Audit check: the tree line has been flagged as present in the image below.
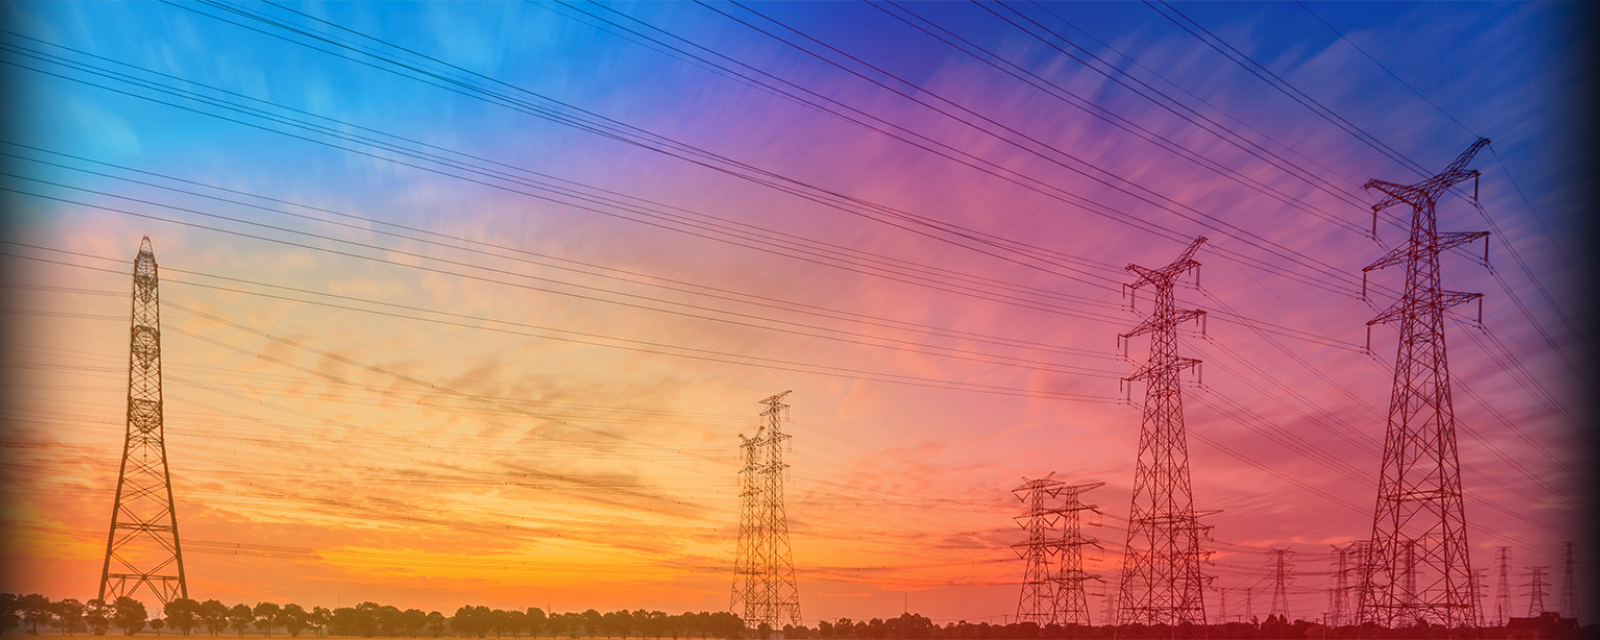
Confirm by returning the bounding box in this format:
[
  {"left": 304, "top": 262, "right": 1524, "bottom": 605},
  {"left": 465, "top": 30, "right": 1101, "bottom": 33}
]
[
  {"left": 0, "top": 594, "right": 747, "bottom": 638},
  {"left": 5, "top": 594, "right": 1587, "bottom": 640}
]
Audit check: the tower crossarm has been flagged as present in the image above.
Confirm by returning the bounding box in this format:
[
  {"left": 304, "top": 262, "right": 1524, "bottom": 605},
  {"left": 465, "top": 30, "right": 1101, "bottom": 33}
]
[
  {"left": 1119, "top": 309, "right": 1205, "bottom": 341},
  {"left": 1368, "top": 291, "right": 1482, "bottom": 326},
  {"left": 1365, "top": 138, "right": 1489, "bottom": 211},
  {"left": 1126, "top": 237, "right": 1208, "bottom": 290},
  {"left": 1125, "top": 356, "right": 1201, "bottom": 383},
  {"left": 1364, "top": 231, "right": 1489, "bottom": 273}
]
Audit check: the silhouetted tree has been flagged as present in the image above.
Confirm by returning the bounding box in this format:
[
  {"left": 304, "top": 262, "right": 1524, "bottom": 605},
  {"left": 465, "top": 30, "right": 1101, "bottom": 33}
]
[
  {"left": 282, "top": 603, "right": 308, "bottom": 637},
  {"left": 21, "top": 594, "right": 53, "bottom": 634},
  {"left": 198, "top": 601, "right": 229, "bottom": 636},
  {"left": 56, "top": 598, "right": 86, "bottom": 635},
  {"left": 228, "top": 604, "right": 254, "bottom": 636},
  {"left": 308, "top": 607, "right": 330, "bottom": 638},
  {"left": 253, "top": 603, "right": 282, "bottom": 637},
  {"left": 426, "top": 612, "right": 446, "bottom": 638},
  {"left": 531, "top": 608, "right": 550, "bottom": 636},
  {"left": 85, "top": 600, "right": 111, "bottom": 636},
  {"left": 112, "top": 597, "right": 146, "bottom": 636},
  {"left": 165, "top": 598, "right": 200, "bottom": 636}
]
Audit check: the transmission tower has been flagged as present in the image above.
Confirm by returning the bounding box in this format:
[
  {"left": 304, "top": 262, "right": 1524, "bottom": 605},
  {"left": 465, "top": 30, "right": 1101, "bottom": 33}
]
[
  {"left": 1269, "top": 549, "right": 1294, "bottom": 621},
  {"left": 1471, "top": 567, "right": 1489, "bottom": 627},
  {"left": 1014, "top": 474, "right": 1066, "bottom": 626},
  {"left": 1357, "top": 138, "right": 1490, "bottom": 629},
  {"left": 1245, "top": 587, "right": 1254, "bottom": 623},
  {"left": 1218, "top": 587, "right": 1229, "bottom": 623},
  {"left": 1101, "top": 582, "right": 1119, "bottom": 627},
  {"left": 98, "top": 237, "right": 187, "bottom": 608},
  {"left": 1114, "top": 236, "right": 1213, "bottom": 627},
  {"left": 1054, "top": 482, "right": 1104, "bottom": 626},
  {"left": 1558, "top": 541, "right": 1577, "bottom": 620},
  {"left": 1494, "top": 547, "right": 1512, "bottom": 626},
  {"left": 1331, "top": 544, "right": 1358, "bottom": 627},
  {"left": 1524, "top": 566, "right": 1549, "bottom": 617},
  {"left": 730, "top": 391, "right": 800, "bottom": 628}
]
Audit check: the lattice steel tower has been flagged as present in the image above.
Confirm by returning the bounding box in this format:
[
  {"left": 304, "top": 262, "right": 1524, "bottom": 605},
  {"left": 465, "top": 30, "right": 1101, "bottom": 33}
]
[
  {"left": 1494, "top": 547, "right": 1512, "bottom": 626},
  {"left": 730, "top": 391, "right": 800, "bottom": 628},
  {"left": 99, "top": 237, "right": 187, "bottom": 607},
  {"left": 1330, "top": 543, "right": 1365, "bottom": 627},
  {"left": 1524, "top": 566, "right": 1549, "bottom": 617},
  {"left": 1054, "top": 482, "right": 1104, "bottom": 627},
  {"left": 1012, "top": 477, "right": 1104, "bottom": 627},
  {"left": 1357, "top": 139, "right": 1489, "bottom": 629},
  {"left": 1014, "top": 474, "right": 1066, "bottom": 626},
  {"left": 1115, "top": 236, "right": 1212, "bottom": 626},
  {"left": 1269, "top": 549, "right": 1294, "bottom": 621},
  {"left": 1558, "top": 541, "right": 1577, "bottom": 620}
]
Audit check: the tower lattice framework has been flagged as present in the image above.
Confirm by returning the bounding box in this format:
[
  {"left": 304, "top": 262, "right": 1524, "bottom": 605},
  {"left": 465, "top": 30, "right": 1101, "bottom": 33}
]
[
  {"left": 1524, "top": 566, "right": 1549, "bottom": 617},
  {"left": 99, "top": 237, "right": 188, "bottom": 607},
  {"left": 730, "top": 391, "right": 800, "bottom": 628},
  {"left": 1494, "top": 547, "right": 1512, "bottom": 626},
  {"left": 1014, "top": 474, "right": 1066, "bottom": 626},
  {"left": 1357, "top": 139, "right": 1490, "bottom": 629},
  {"left": 1269, "top": 549, "right": 1294, "bottom": 621},
  {"left": 1330, "top": 543, "right": 1366, "bottom": 627},
  {"left": 1054, "top": 482, "right": 1104, "bottom": 627},
  {"left": 1558, "top": 541, "right": 1577, "bottom": 620},
  {"left": 1115, "top": 236, "right": 1212, "bottom": 627}
]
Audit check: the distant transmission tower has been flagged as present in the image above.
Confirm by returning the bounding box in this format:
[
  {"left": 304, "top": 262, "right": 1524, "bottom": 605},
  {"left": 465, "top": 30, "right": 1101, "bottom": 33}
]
[
  {"left": 1331, "top": 544, "right": 1357, "bottom": 627},
  {"left": 99, "top": 237, "right": 187, "bottom": 607},
  {"left": 1101, "top": 582, "right": 1119, "bottom": 626},
  {"left": 1269, "top": 549, "right": 1294, "bottom": 621},
  {"left": 1357, "top": 139, "right": 1490, "bottom": 629},
  {"left": 1114, "top": 236, "right": 1212, "bottom": 627},
  {"left": 1014, "top": 474, "right": 1066, "bottom": 626},
  {"left": 1473, "top": 567, "right": 1490, "bottom": 627},
  {"left": 1055, "top": 482, "right": 1104, "bottom": 626},
  {"left": 730, "top": 391, "right": 800, "bottom": 628},
  {"left": 1524, "top": 566, "right": 1549, "bottom": 617},
  {"left": 1558, "top": 541, "right": 1577, "bottom": 620},
  {"left": 1494, "top": 547, "right": 1512, "bottom": 626}
]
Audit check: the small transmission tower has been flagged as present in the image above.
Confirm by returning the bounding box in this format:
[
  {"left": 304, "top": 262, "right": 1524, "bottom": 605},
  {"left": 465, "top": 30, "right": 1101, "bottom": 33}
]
[
  {"left": 99, "top": 237, "right": 188, "bottom": 607},
  {"left": 1115, "top": 236, "right": 1212, "bottom": 627},
  {"left": 1331, "top": 544, "right": 1360, "bottom": 627},
  {"left": 1269, "top": 549, "right": 1294, "bottom": 621},
  {"left": 1524, "top": 566, "right": 1549, "bottom": 617},
  {"left": 1494, "top": 547, "right": 1512, "bottom": 626},
  {"left": 1558, "top": 541, "right": 1577, "bottom": 620},
  {"left": 1013, "top": 474, "right": 1066, "bottom": 626},
  {"left": 730, "top": 391, "right": 800, "bottom": 628},
  {"left": 1357, "top": 139, "right": 1490, "bottom": 629},
  {"left": 1054, "top": 482, "right": 1104, "bottom": 627}
]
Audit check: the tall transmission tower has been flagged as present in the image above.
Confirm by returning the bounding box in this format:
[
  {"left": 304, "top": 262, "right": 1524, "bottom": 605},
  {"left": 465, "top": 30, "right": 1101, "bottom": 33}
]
[
  {"left": 1494, "top": 547, "right": 1512, "bottom": 626},
  {"left": 1269, "top": 549, "right": 1294, "bottom": 621},
  {"left": 1357, "top": 138, "right": 1490, "bottom": 629},
  {"left": 730, "top": 391, "right": 800, "bottom": 628},
  {"left": 1218, "top": 587, "right": 1229, "bottom": 623},
  {"left": 1014, "top": 474, "right": 1066, "bottom": 626},
  {"left": 1054, "top": 482, "right": 1104, "bottom": 627},
  {"left": 98, "top": 237, "right": 187, "bottom": 608},
  {"left": 1558, "top": 541, "right": 1577, "bottom": 620},
  {"left": 1114, "top": 236, "right": 1213, "bottom": 627},
  {"left": 1245, "top": 587, "right": 1254, "bottom": 623},
  {"left": 1523, "top": 566, "right": 1549, "bottom": 617}
]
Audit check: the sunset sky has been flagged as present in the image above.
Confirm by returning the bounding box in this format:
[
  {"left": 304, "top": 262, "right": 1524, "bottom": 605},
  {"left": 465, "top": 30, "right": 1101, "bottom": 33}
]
[{"left": 0, "top": 0, "right": 1592, "bottom": 627}]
